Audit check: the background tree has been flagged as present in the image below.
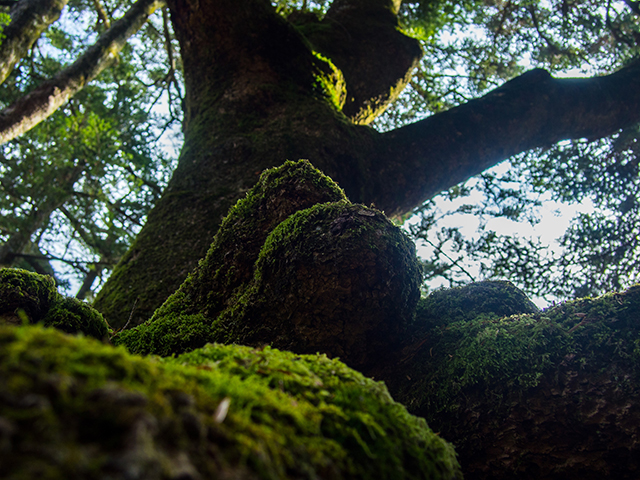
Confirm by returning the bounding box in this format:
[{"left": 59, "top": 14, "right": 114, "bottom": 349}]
[
  {"left": 1, "top": 0, "right": 640, "bottom": 325},
  {"left": 0, "top": 0, "right": 181, "bottom": 297}
]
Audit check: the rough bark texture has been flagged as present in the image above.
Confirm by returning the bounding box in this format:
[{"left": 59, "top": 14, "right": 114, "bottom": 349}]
[
  {"left": 377, "top": 282, "right": 640, "bottom": 480},
  {"left": 3, "top": 160, "right": 640, "bottom": 478},
  {"left": 0, "top": 0, "right": 164, "bottom": 145},
  {"left": 93, "top": 0, "right": 640, "bottom": 327},
  {"left": 93, "top": 0, "right": 393, "bottom": 327}
]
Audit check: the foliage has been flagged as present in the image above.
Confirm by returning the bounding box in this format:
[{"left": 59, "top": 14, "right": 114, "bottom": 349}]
[
  {"left": 1, "top": 0, "right": 640, "bottom": 304},
  {"left": 391, "top": 1, "right": 640, "bottom": 303},
  {"left": 0, "top": 0, "right": 182, "bottom": 298}
]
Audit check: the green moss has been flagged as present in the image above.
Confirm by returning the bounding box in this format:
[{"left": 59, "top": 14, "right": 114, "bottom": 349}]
[
  {"left": 42, "top": 297, "right": 110, "bottom": 340},
  {"left": 312, "top": 51, "right": 347, "bottom": 110},
  {"left": 115, "top": 311, "right": 213, "bottom": 358},
  {"left": 122, "top": 197, "right": 422, "bottom": 371},
  {"left": 0, "top": 268, "right": 59, "bottom": 324},
  {"left": 119, "top": 161, "right": 419, "bottom": 359},
  {"left": 0, "top": 325, "right": 462, "bottom": 480},
  {"left": 0, "top": 268, "right": 110, "bottom": 340},
  {"left": 393, "top": 283, "right": 640, "bottom": 420},
  {"left": 116, "top": 161, "right": 348, "bottom": 356},
  {"left": 413, "top": 280, "right": 539, "bottom": 331}
]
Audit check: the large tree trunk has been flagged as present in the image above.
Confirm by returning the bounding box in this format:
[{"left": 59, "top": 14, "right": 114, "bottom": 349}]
[
  {"left": 94, "top": 0, "right": 640, "bottom": 328},
  {"left": 94, "top": 0, "right": 421, "bottom": 327}
]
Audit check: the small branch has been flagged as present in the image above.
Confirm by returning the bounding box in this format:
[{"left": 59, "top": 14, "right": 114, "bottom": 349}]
[
  {"left": 421, "top": 236, "right": 477, "bottom": 282},
  {"left": 10, "top": 252, "right": 112, "bottom": 269},
  {"left": 0, "top": 0, "right": 165, "bottom": 145},
  {"left": 92, "top": 0, "right": 111, "bottom": 29}
]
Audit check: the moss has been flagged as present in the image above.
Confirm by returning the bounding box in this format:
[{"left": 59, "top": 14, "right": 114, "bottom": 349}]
[
  {"left": 116, "top": 161, "right": 422, "bottom": 368},
  {"left": 380, "top": 282, "right": 640, "bottom": 478},
  {"left": 42, "top": 297, "right": 110, "bottom": 341},
  {"left": 115, "top": 311, "right": 213, "bottom": 358},
  {"left": 0, "top": 268, "right": 59, "bottom": 324},
  {"left": 120, "top": 198, "right": 422, "bottom": 371},
  {"left": 413, "top": 280, "right": 539, "bottom": 331},
  {"left": 394, "top": 282, "right": 640, "bottom": 417},
  {"left": 311, "top": 51, "right": 347, "bottom": 110},
  {"left": 0, "top": 325, "right": 462, "bottom": 480},
  {"left": 116, "top": 160, "right": 348, "bottom": 355},
  {"left": 0, "top": 268, "right": 109, "bottom": 340}
]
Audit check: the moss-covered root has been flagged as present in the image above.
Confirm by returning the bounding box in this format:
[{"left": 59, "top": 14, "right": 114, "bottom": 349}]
[
  {"left": 0, "top": 268, "right": 109, "bottom": 340},
  {"left": 147, "top": 159, "right": 346, "bottom": 324},
  {"left": 214, "top": 201, "right": 422, "bottom": 370},
  {"left": 117, "top": 162, "right": 423, "bottom": 367},
  {"left": 387, "top": 282, "right": 640, "bottom": 480},
  {"left": 415, "top": 280, "right": 539, "bottom": 329},
  {"left": 114, "top": 160, "right": 347, "bottom": 354},
  {"left": 0, "top": 325, "right": 462, "bottom": 480}
]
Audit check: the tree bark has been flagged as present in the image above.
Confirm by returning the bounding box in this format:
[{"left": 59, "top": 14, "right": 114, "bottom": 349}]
[
  {"left": 94, "top": 0, "right": 640, "bottom": 327},
  {"left": 94, "top": 0, "right": 399, "bottom": 327},
  {"left": 0, "top": 0, "right": 68, "bottom": 85},
  {"left": 0, "top": 0, "right": 164, "bottom": 145}
]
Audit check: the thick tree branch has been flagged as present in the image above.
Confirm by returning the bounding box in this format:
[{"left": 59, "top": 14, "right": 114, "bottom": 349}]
[
  {"left": 301, "top": 0, "right": 422, "bottom": 124},
  {"left": 372, "top": 62, "right": 640, "bottom": 216},
  {"left": 0, "top": 0, "right": 68, "bottom": 85},
  {"left": 0, "top": 0, "right": 164, "bottom": 145}
]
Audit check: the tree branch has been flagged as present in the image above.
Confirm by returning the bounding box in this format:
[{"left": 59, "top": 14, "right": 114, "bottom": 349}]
[
  {"left": 0, "top": 0, "right": 69, "bottom": 85},
  {"left": 302, "top": 0, "right": 422, "bottom": 124},
  {"left": 0, "top": 0, "right": 165, "bottom": 145},
  {"left": 623, "top": 0, "right": 640, "bottom": 16},
  {"left": 373, "top": 62, "right": 640, "bottom": 216}
]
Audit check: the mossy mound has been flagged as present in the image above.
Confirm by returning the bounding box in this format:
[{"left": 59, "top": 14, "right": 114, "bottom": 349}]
[
  {"left": 384, "top": 283, "right": 640, "bottom": 479},
  {"left": 0, "top": 268, "right": 59, "bottom": 324},
  {"left": 415, "top": 280, "right": 539, "bottom": 328},
  {"left": 0, "top": 325, "right": 462, "bottom": 480},
  {"left": 117, "top": 161, "right": 422, "bottom": 369},
  {"left": 0, "top": 268, "right": 109, "bottom": 340},
  {"left": 211, "top": 201, "right": 421, "bottom": 369}
]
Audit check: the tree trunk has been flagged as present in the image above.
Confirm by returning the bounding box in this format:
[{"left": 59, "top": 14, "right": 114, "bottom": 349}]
[
  {"left": 94, "top": 0, "right": 421, "bottom": 327},
  {"left": 94, "top": 0, "right": 640, "bottom": 328}
]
